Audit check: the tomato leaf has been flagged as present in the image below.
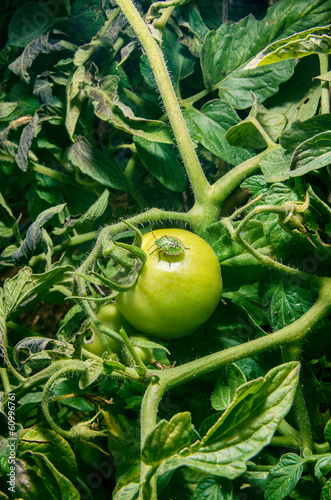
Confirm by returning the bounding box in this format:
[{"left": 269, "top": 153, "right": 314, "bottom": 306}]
[
  {"left": 201, "top": 16, "right": 296, "bottom": 109},
  {"left": 78, "top": 359, "right": 103, "bottom": 390},
  {"left": 15, "top": 112, "right": 41, "bottom": 171},
  {"left": 2, "top": 266, "right": 73, "bottom": 320},
  {"left": 192, "top": 476, "right": 233, "bottom": 500},
  {"left": 19, "top": 426, "right": 78, "bottom": 483},
  {"left": 142, "top": 412, "right": 195, "bottom": 466},
  {"left": 290, "top": 131, "right": 331, "bottom": 177},
  {"left": 280, "top": 114, "right": 331, "bottom": 153},
  {"left": 85, "top": 85, "right": 173, "bottom": 144},
  {"left": 66, "top": 137, "right": 128, "bottom": 191},
  {"left": 162, "top": 25, "right": 196, "bottom": 88},
  {"left": 74, "top": 189, "right": 110, "bottom": 232},
  {"left": 157, "top": 362, "right": 300, "bottom": 479},
  {"left": 260, "top": 272, "right": 318, "bottom": 332},
  {"left": 314, "top": 455, "right": 331, "bottom": 480},
  {"left": 134, "top": 137, "right": 187, "bottom": 192},
  {"left": 211, "top": 364, "right": 247, "bottom": 412},
  {"left": 7, "top": 204, "right": 66, "bottom": 264},
  {"left": 247, "top": 26, "right": 331, "bottom": 69},
  {"left": 7, "top": 2, "right": 56, "bottom": 47},
  {"left": 264, "top": 453, "right": 306, "bottom": 500},
  {"left": 201, "top": 0, "right": 331, "bottom": 109},
  {"left": 183, "top": 107, "right": 252, "bottom": 166},
  {"left": 9, "top": 33, "right": 76, "bottom": 83},
  {"left": 113, "top": 482, "right": 140, "bottom": 500},
  {"left": 258, "top": 147, "right": 291, "bottom": 183}
]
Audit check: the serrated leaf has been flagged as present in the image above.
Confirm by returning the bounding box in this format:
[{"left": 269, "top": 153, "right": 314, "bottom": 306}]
[
  {"left": 19, "top": 426, "right": 78, "bottom": 483},
  {"left": 13, "top": 337, "right": 69, "bottom": 366},
  {"left": 201, "top": 0, "right": 331, "bottom": 109},
  {"left": 280, "top": 114, "right": 331, "bottom": 153},
  {"left": 211, "top": 364, "right": 247, "bottom": 412},
  {"left": 66, "top": 137, "right": 128, "bottom": 191},
  {"left": 265, "top": 453, "right": 305, "bottom": 500},
  {"left": 315, "top": 455, "right": 331, "bottom": 480},
  {"left": 192, "top": 476, "right": 233, "bottom": 500},
  {"left": 7, "top": 2, "right": 55, "bottom": 47},
  {"left": 183, "top": 107, "right": 252, "bottom": 165},
  {"left": 247, "top": 26, "right": 331, "bottom": 69},
  {"left": 15, "top": 113, "right": 40, "bottom": 171},
  {"left": 260, "top": 272, "right": 318, "bottom": 332},
  {"left": 113, "top": 482, "right": 140, "bottom": 500},
  {"left": 162, "top": 25, "right": 196, "bottom": 88},
  {"left": 9, "top": 204, "right": 66, "bottom": 264},
  {"left": 75, "top": 189, "right": 109, "bottom": 231},
  {"left": 65, "top": 66, "right": 87, "bottom": 140},
  {"left": 3, "top": 266, "right": 73, "bottom": 320},
  {"left": 226, "top": 119, "right": 267, "bottom": 150},
  {"left": 86, "top": 86, "right": 173, "bottom": 143},
  {"left": 0, "top": 102, "right": 18, "bottom": 120},
  {"left": 33, "top": 77, "right": 54, "bottom": 105},
  {"left": 290, "top": 131, "right": 331, "bottom": 177},
  {"left": 134, "top": 137, "right": 187, "bottom": 192},
  {"left": 158, "top": 362, "right": 300, "bottom": 479},
  {"left": 21, "top": 451, "right": 80, "bottom": 499},
  {"left": 201, "top": 16, "right": 296, "bottom": 109},
  {"left": 0, "top": 191, "right": 20, "bottom": 240},
  {"left": 8, "top": 33, "right": 76, "bottom": 83},
  {"left": 142, "top": 412, "right": 195, "bottom": 466},
  {"left": 259, "top": 147, "right": 291, "bottom": 183},
  {"left": 321, "top": 478, "right": 331, "bottom": 500}
]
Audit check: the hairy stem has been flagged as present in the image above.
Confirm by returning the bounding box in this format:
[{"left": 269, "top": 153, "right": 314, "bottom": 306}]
[
  {"left": 138, "top": 278, "right": 331, "bottom": 490},
  {"left": 282, "top": 342, "right": 315, "bottom": 457},
  {"left": 318, "top": 53, "right": 330, "bottom": 114},
  {"left": 115, "top": 0, "right": 210, "bottom": 205},
  {"left": 209, "top": 145, "right": 280, "bottom": 205},
  {"left": 41, "top": 360, "right": 87, "bottom": 439}
]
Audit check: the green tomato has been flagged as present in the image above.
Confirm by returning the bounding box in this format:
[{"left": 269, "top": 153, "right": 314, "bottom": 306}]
[
  {"left": 84, "top": 303, "right": 154, "bottom": 363},
  {"left": 115, "top": 229, "right": 222, "bottom": 339}
]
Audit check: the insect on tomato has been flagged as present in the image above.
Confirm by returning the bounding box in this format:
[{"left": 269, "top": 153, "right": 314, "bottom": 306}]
[
  {"left": 116, "top": 229, "right": 223, "bottom": 339},
  {"left": 148, "top": 231, "right": 190, "bottom": 265}
]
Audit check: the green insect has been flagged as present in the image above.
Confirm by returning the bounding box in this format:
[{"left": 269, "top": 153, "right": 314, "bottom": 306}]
[{"left": 148, "top": 231, "right": 189, "bottom": 265}]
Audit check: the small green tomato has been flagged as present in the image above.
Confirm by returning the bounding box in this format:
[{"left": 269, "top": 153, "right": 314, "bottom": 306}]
[{"left": 84, "top": 303, "right": 153, "bottom": 363}]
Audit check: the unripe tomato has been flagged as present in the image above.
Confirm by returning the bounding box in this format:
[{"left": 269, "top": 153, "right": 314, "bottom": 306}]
[
  {"left": 115, "top": 229, "right": 222, "bottom": 338},
  {"left": 84, "top": 303, "right": 154, "bottom": 363}
]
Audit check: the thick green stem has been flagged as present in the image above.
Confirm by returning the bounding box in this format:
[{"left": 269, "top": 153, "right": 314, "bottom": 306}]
[
  {"left": 140, "top": 382, "right": 164, "bottom": 496},
  {"left": 282, "top": 342, "right": 315, "bottom": 457},
  {"left": 0, "top": 368, "right": 12, "bottom": 396},
  {"left": 159, "top": 279, "right": 331, "bottom": 389},
  {"left": 209, "top": 145, "right": 280, "bottom": 205},
  {"left": 115, "top": 0, "right": 210, "bottom": 205},
  {"left": 318, "top": 53, "right": 330, "bottom": 114},
  {"left": 41, "top": 360, "right": 87, "bottom": 439},
  {"left": 138, "top": 278, "right": 331, "bottom": 491}
]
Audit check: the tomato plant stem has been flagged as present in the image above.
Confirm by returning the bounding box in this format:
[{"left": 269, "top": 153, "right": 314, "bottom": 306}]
[
  {"left": 115, "top": 0, "right": 211, "bottom": 207},
  {"left": 138, "top": 278, "right": 331, "bottom": 490},
  {"left": 282, "top": 342, "right": 315, "bottom": 457},
  {"left": 209, "top": 145, "right": 280, "bottom": 205},
  {"left": 318, "top": 53, "right": 330, "bottom": 114},
  {"left": 41, "top": 360, "right": 88, "bottom": 439}
]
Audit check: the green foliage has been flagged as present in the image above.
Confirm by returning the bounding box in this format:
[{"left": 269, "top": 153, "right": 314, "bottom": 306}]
[{"left": 1, "top": 0, "right": 331, "bottom": 499}]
